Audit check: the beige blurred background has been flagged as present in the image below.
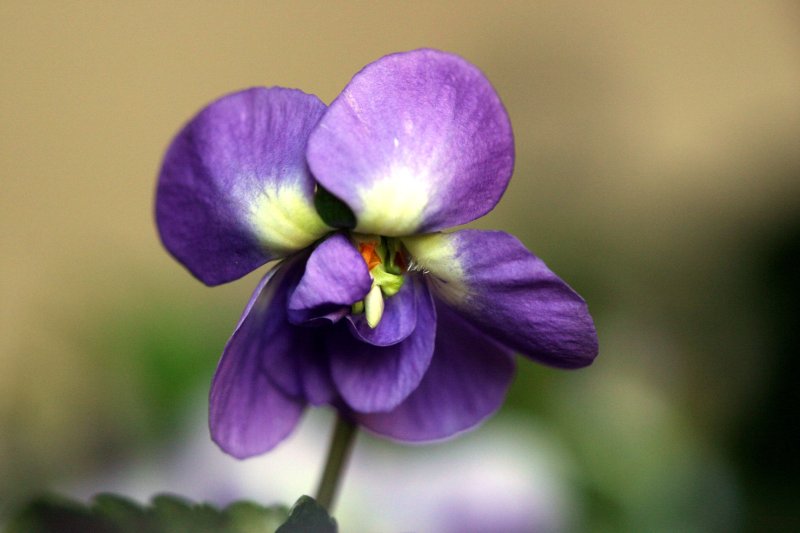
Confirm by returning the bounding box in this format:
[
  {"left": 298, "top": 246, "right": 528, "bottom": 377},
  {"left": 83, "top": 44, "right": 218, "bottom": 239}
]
[{"left": 2, "top": 1, "right": 799, "bottom": 531}]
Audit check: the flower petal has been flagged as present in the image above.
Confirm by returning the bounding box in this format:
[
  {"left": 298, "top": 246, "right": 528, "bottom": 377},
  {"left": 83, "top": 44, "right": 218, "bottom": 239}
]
[
  {"left": 287, "top": 233, "right": 372, "bottom": 324},
  {"left": 307, "top": 49, "right": 514, "bottom": 236},
  {"left": 329, "top": 277, "right": 436, "bottom": 412},
  {"left": 404, "top": 230, "right": 599, "bottom": 369},
  {"left": 357, "top": 300, "right": 516, "bottom": 441},
  {"left": 156, "top": 87, "right": 330, "bottom": 286},
  {"left": 209, "top": 266, "right": 306, "bottom": 459},
  {"left": 246, "top": 259, "right": 337, "bottom": 406},
  {"left": 346, "top": 277, "right": 417, "bottom": 346}
]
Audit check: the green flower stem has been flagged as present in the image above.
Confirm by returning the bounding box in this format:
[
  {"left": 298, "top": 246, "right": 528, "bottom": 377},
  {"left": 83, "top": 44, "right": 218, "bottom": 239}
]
[{"left": 315, "top": 413, "right": 358, "bottom": 511}]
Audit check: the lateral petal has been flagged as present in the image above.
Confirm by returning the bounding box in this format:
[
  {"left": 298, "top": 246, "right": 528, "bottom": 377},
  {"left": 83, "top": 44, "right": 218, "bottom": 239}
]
[
  {"left": 403, "top": 230, "right": 599, "bottom": 368},
  {"left": 156, "top": 87, "right": 330, "bottom": 286}
]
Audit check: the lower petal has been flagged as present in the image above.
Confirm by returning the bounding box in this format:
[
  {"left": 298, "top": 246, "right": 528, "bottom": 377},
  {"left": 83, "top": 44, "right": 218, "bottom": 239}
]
[
  {"left": 346, "top": 277, "right": 417, "bottom": 346},
  {"left": 328, "top": 277, "right": 436, "bottom": 413},
  {"left": 209, "top": 260, "right": 335, "bottom": 458},
  {"left": 356, "top": 299, "right": 516, "bottom": 441},
  {"left": 209, "top": 266, "right": 305, "bottom": 458},
  {"left": 254, "top": 260, "right": 337, "bottom": 405}
]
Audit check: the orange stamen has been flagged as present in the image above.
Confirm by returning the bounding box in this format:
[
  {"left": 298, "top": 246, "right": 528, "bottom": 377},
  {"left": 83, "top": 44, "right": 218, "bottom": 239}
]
[{"left": 358, "top": 242, "right": 382, "bottom": 270}]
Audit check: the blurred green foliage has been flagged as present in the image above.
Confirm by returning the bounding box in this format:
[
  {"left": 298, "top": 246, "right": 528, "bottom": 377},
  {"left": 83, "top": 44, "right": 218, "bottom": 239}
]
[
  {"left": 6, "top": 493, "right": 335, "bottom": 533},
  {"left": 91, "top": 296, "right": 233, "bottom": 442}
]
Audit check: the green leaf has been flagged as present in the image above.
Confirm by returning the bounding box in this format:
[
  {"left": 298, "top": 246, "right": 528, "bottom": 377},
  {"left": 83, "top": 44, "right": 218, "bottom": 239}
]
[
  {"left": 6, "top": 493, "right": 291, "bottom": 533},
  {"left": 92, "top": 493, "right": 150, "bottom": 533},
  {"left": 149, "top": 494, "right": 226, "bottom": 533},
  {"left": 225, "top": 501, "right": 289, "bottom": 533},
  {"left": 6, "top": 494, "right": 114, "bottom": 533},
  {"left": 314, "top": 186, "right": 356, "bottom": 229},
  {"left": 275, "top": 496, "right": 337, "bottom": 533}
]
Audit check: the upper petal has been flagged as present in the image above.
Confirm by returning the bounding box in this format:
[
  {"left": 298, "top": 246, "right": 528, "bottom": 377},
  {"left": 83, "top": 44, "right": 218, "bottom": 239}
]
[
  {"left": 328, "top": 277, "right": 436, "bottom": 413},
  {"left": 357, "top": 299, "right": 516, "bottom": 441},
  {"left": 287, "top": 233, "right": 372, "bottom": 324},
  {"left": 404, "top": 230, "right": 599, "bottom": 369},
  {"left": 156, "top": 87, "right": 330, "bottom": 286},
  {"left": 307, "top": 49, "right": 514, "bottom": 236},
  {"left": 209, "top": 265, "right": 307, "bottom": 459}
]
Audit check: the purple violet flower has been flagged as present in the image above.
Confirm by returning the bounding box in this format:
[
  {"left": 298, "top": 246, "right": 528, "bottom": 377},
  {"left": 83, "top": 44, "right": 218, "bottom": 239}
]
[{"left": 156, "top": 49, "right": 598, "bottom": 459}]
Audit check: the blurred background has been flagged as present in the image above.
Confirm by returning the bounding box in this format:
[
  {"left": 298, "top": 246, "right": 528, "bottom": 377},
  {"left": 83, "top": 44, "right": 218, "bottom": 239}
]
[{"left": 2, "top": 1, "right": 799, "bottom": 531}]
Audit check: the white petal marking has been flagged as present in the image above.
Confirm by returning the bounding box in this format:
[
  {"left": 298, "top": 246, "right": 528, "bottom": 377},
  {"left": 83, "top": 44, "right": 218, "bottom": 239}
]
[
  {"left": 246, "top": 179, "right": 329, "bottom": 253},
  {"left": 357, "top": 166, "right": 429, "bottom": 236},
  {"left": 402, "top": 233, "right": 469, "bottom": 304}
]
